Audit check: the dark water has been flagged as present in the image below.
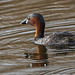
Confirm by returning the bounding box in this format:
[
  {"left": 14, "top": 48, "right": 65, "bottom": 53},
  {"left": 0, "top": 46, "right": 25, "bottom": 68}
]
[{"left": 0, "top": 0, "right": 75, "bottom": 75}]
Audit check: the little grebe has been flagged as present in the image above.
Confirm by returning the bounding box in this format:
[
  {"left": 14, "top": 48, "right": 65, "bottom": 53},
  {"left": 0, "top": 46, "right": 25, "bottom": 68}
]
[{"left": 20, "top": 13, "right": 75, "bottom": 48}]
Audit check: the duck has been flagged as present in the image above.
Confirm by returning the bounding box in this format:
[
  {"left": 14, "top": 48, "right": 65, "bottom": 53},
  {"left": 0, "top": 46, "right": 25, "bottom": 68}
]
[{"left": 20, "top": 13, "right": 75, "bottom": 48}]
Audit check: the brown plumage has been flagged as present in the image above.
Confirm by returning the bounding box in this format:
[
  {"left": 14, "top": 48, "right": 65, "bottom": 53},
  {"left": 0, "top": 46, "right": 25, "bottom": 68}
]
[{"left": 20, "top": 13, "right": 75, "bottom": 48}]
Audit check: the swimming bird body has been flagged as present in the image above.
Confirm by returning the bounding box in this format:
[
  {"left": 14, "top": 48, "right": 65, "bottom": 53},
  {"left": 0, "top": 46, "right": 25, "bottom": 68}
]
[{"left": 21, "top": 13, "right": 75, "bottom": 48}]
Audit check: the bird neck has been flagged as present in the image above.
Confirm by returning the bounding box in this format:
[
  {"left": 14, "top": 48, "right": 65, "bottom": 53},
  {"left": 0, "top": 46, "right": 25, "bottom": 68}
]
[{"left": 34, "top": 23, "right": 45, "bottom": 40}]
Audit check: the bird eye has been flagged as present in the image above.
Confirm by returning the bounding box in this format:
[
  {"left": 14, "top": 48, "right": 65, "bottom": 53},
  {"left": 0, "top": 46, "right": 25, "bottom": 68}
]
[
  {"left": 27, "top": 17, "right": 30, "bottom": 20},
  {"left": 28, "top": 18, "right": 30, "bottom": 20}
]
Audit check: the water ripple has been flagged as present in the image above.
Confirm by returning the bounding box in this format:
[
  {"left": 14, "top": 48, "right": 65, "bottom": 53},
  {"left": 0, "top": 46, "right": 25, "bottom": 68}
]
[{"left": 0, "top": 0, "right": 75, "bottom": 74}]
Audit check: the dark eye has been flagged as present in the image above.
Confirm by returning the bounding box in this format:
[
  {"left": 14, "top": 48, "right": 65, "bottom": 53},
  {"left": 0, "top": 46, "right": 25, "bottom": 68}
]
[
  {"left": 27, "top": 17, "right": 30, "bottom": 20},
  {"left": 29, "top": 18, "right": 30, "bottom": 20}
]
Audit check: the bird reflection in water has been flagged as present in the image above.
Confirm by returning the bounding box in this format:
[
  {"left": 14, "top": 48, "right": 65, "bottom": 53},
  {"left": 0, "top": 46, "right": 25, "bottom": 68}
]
[{"left": 24, "top": 45, "right": 48, "bottom": 67}]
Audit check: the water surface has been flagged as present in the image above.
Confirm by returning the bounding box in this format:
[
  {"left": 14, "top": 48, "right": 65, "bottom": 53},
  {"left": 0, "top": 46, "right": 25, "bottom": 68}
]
[{"left": 0, "top": 0, "right": 75, "bottom": 75}]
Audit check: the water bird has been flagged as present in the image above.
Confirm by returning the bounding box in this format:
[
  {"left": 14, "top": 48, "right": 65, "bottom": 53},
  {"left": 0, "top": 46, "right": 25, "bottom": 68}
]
[{"left": 20, "top": 13, "right": 75, "bottom": 48}]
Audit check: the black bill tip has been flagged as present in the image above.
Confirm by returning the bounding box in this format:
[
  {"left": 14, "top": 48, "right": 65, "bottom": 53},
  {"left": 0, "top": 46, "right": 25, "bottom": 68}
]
[{"left": 20, "top": 20, "right": 26, "bottom": 24}]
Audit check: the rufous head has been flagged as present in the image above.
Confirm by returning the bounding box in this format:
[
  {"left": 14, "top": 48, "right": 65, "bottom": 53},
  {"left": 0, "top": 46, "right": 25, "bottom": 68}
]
[{"left": 20, "top": 13, "right": 45, "bottom": 40}]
